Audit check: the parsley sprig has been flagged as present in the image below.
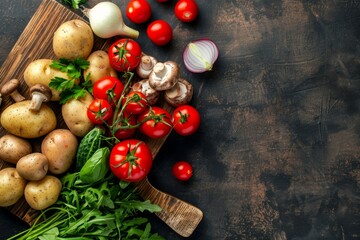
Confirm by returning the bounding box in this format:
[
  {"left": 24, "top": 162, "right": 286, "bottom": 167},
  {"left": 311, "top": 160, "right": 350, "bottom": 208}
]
[
  {"left": 49, "top": 58, "right": 91, "bottom": 104},
  {"left": 61, "top": 0, "right": 88, "bottom": 10}
]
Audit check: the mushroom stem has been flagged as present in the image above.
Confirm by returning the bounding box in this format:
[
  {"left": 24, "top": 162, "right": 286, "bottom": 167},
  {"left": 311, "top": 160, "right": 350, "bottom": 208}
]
[
  {"left": 30, "top": 93, "right": 47, "bottom": 111},
  {"left": 29, "top": 84, "right": 52, "bottom": 112}
]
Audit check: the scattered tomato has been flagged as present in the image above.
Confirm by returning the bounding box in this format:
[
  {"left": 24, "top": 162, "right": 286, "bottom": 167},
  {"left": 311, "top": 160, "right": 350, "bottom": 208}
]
[
  {"left": 93, "top": 76, "right": 124, "bottom": 105},
  {"left": 172, "top": 105, "right": 200, "bottom": 136},
  {"left": 122, "top": 91, "right": 148, "bottom": 115},
  {"left": 147, "top": 20, "right": 173, "bottom": 46},
  {"left": 172, "top": 161, "right": 193, "bottom": 181},
  {"left": 108, "top": 38, "right": 142, "bottom": 72},
  {"left": 174, "top": 0, "right": 199, "bottom": 22},
  {"left": 87, "top": 98, "right": 114, "bottom": 124},
  {"left": 109, "top": 139, "right": 153, "bottom": 182},
  {"left": 138, "top": 107, "right": 173, "bottom": 138},
  {"left": 126, "top": 0, "right": 152, "bottom": 24}
]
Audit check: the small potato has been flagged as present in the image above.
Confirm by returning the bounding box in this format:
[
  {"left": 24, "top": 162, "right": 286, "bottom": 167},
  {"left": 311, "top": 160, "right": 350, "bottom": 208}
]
[
  {"left": 0, "top": 168, "right": 27, "bottom": 207},
  {"left": 25, "top": 175, "right": 62, "bottom": 210},
  {"left": 0, "top": 134, "right": 32, "bottom": 164},
  {"left": 41, "top": 129, "right": 78, "bottom": 174},
  {"left": 16, "top": 153, "right": 48, "bottom": 181},
  {"left": 53, "top": 19, "right": 94, "bottom": 60},
  {"left": 83, "top": 50, "right": 118, "bottom": 85},
  {"left": 62, "top": 92, "right": 94, "bottom": 137},
  {"left": 1, "top": 100, "right": 57, "bottom": 139},
  {"left": 24, "top": 59, "right": 76, "bottom": 101}
]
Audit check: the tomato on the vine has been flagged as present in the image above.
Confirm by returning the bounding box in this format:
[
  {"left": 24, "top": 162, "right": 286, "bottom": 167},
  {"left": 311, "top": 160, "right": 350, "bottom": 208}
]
[
  {"left": 126, "top": 0, "right": 152, "bottom": 24},
  {"left": 122, "top": 91, "right": 148, "bottom": 115},
  {"left": 87, "top": 98, "right": 114, "bottom": 124},
  {"left": 108, "top": 38, "right": 142, "bottom": 72},
  {"left": 109, "top": 112, "right": 137, "bottom": 140},
  {"left": 146, "top": 20, "right": 173, "bottom": 46},
  {"left": 174, "top": 0, "right": 199, "bottom": 22},
  {"left": 93, "top": 76, "right": 124, "bottom": 105},
  {"left": 172, "top": 161, "right": 193, "bottom": 181},
  {"left": 138, "top": 107, "right": 173, "bottom": 138},
  {"left": 109, "top": 139, "right": 153, "bottom": 182},
  {"left": 172, "top": 105, "right": 200, "bottom": 136}
]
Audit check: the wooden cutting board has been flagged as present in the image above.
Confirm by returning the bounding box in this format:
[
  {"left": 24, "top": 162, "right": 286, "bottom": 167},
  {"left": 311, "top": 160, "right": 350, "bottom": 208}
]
[{"left": 0, "top": 0, "right": 202, "bottom": 237}]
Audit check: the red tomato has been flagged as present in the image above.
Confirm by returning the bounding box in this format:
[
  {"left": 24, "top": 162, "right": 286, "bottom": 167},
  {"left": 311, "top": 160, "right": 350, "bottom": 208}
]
[
  {"left": 109, "top": 112, "right": 137, "bottom": 140},
  {"left": 146, "top": 20, "right": 173, "bottom": 46},
  {"left": 93, "top": 76, "right": 124, "bottom": 105},
  {"left": 174, "top": 0, "right": 199, "bottom": 22},
  {"left": 138, "top": 107, "right": 173, "bottom": 138},
  {"left": 126, "top": 0, "right": 152, "bottom": 24},
  {"left": 109, "top": 139, "right": 153, "bottom": 182},
  {"left": 87, "top": 98, "right": 113, "bottom": 124},
  {"left": 122, "top": 91, "right": 148, "bottom": 115},
  {"left": 172, "top": 161, "right": 193, "bottom": 181},
  {"left": 172, "top": 105, "right": 200, "bottom": 136},
  {"left": 108, "top": 39, "right": 142, "bottom": 72}
]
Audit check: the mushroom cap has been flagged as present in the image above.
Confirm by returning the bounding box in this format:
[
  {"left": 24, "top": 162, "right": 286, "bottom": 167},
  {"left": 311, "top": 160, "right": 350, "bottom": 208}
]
[
  {"left": 136, "top": 55, "right": 157, "bottom": 79},
  {"left": 1, "top": 79, "right": 21, "bottom": 96},
  {"left": 30, "top": 84, "right": 52, "bottom": 101},
  {"left": 132, "top": 79, "right": 160, "bottom": 106},
  {"left": 165, "top": 78, "right": 193, "bottom": 107},
  {"left": 148, "top": 61, "right": 180, "bottom": 91}
]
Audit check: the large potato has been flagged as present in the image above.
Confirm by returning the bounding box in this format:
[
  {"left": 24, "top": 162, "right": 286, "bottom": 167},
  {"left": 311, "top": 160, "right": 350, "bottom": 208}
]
[
  {"left": 41, "top": 129, "right": 78, "bottom": 174},
  {"left": 24, "top": 175, "right": 62, "bottom": 210},
  {"left": 62, "top": 92, "right": 94, "bottom": 137},
  {"left": 1, "top": 100, "right": 57, "bottom": 138},
  {"left": 83, "top": 50, "right": 118, "bottom": 85},
  {"left": 24, "top": 59, "right": 75, "bottom": 101},
  {"left": 0, "top": 134, "right": 32, "bottom": 164},
  {"left": 16, "top": 153, "right": 49, "bottom": 181},
  {"left": 53, "top": 19, "right": 94, "bottom": 60},
  {"left": 0, "top": 168, "right": 27, "bottom": 207}
]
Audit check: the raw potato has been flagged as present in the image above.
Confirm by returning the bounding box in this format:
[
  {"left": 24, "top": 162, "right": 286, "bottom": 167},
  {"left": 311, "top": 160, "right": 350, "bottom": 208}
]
[
  {"left": 62, "top": 91, "right": 94, "bottom": 137},
  {"left": 25, "top": 175, "right": 62, "bottom": 210},
  {"left": 0, "top": 100, "right": 57, "bottom": 138},
  {"left": 53, "top": 19, "right": 94, "bottom": 60},
  {"left": 0, "top": 134, "right": 32, "bottom": 164},
  {"left": 41, "top": 129, "right": 78, "bottom": 174},
  {"left": 24, "top": 59, "right": 76, "bottom": 101},
  {"left": 84, "top": 50, "right": 118, "bottom": 85},
  {"left": 0, "top": 168, "right": 27, "bottom": 207},
  {"left": 16, "top": 153, "right": 48, "bottom": 181}
]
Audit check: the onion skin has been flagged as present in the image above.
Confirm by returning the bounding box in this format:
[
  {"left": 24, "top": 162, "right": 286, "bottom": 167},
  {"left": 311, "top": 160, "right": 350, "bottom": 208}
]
[{"left": 183, "top": 39, "right": 219, "bottom": 73}]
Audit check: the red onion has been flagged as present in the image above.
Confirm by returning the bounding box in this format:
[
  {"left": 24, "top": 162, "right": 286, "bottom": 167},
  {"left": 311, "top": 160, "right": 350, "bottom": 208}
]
[{"left": 183, "top": 39, "right": 219, "bottom": 73}]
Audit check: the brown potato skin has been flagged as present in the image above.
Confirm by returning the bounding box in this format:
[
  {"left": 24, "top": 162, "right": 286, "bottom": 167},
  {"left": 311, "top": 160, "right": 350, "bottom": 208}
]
[
  {"left": 53, "top": 19, "right": 94, "bottom": 60},
  {"left": 0, "top": 134, "right": 32, "bottom": 164},
  {"left": 24, "top": 175, "right": 62, "bottom": 210},
  {"left": 0, "top": 100, "right": 57, "bottom": 139},
  {"left": 0, "top": 168, "right": 27, "bottom": 207},
  {"left": 84, "top": 50, "right": 118, "bottom": 85},
  {"left": 41, "top": 129, "right": 78, "bottom": 174},
  {"left": 16, "top": 153, "right": 49, "bottom": 181}
]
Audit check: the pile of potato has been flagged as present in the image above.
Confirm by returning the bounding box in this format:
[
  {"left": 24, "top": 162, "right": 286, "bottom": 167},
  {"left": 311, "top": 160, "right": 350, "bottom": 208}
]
[{"left": 0, "top": 19, "right": 114, "bottom": 210}]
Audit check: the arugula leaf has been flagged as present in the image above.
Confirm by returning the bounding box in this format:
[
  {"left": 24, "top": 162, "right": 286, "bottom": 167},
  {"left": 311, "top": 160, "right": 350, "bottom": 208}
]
[{"left": 61, "top": 0, "right": 88, "bottom": 10}]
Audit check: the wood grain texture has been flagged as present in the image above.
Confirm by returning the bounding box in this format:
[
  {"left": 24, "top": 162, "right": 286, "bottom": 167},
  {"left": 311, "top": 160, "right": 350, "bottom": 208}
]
[{"left": 1, "top": 0, "right": 360, "bottom": 239}]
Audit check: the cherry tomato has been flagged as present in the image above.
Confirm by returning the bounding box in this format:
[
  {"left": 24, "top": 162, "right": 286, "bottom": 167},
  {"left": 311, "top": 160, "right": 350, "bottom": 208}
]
[
  {"left": 174, "top": 0, "right": 199, "bottom": 22},
  {"left": 110, "top": 112, "right": 137, "bottom": 140},
  {"left": 172, "top": 161, "right": 193, "bottom": 181},
  {"left": 172, "top": 105, "right": 200, "bottom": 136},
  {"left": 108, "top": 39, "right": 142, "bottom": 72},
  {"left": 126, "top": 0, "right": 152, "bottom": 24},
  {"left": 147, "top": 20, "right": 173, "bottom": 46},
  {"left": 87, "top": 98, "right": 113, "bottom": 124},
  {"left": 109, "top": 139, "right": 153, "bottom": 182},
  {"left": 138, "top": 107, "right": 173, "bottom": 138},
  {"left": 122, "top": 91, "right": 148, "bottom": 115},
  {"left": 93, "top": 76, "right": 124, "bottom": 105}
]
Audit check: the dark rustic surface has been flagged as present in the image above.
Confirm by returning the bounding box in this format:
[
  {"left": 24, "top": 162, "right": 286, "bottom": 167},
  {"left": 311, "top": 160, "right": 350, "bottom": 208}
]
[{"left": 1, "top": 0, "right": 360, "bottom": 239}]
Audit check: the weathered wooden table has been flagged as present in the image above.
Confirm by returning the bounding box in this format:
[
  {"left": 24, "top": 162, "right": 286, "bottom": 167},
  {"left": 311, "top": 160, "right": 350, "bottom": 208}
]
[{"left": 1, "top": 0, "right": 360, "bottom": 239}]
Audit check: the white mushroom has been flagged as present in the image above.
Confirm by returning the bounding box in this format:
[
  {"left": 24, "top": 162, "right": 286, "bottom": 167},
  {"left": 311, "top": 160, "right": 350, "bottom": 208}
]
[
  {"left": 0, "top": 79, "right": 25, "bottom": 102},
  {"left": 148, "top": 61, "right": 180, "bottom": 91},
  {"left": 132, "top": 79, "right": 160, "bottom": 106},
  {"left": 29, "top": 84, "right": 52, "bottom": 111},
  {"left": 136, "top": 55, "right": 157, "bottom": 79},
  {"left": 165, "top": 78, "right": 193, "bottom": 107}
]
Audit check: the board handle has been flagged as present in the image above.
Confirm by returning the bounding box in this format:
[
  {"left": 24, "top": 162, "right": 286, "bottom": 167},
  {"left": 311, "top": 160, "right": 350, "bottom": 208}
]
[{"left": 134, "top": 178, "right": 203, "bottom": 237}]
